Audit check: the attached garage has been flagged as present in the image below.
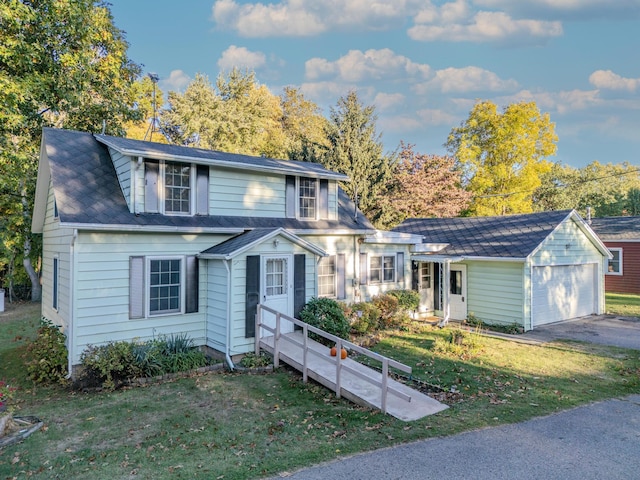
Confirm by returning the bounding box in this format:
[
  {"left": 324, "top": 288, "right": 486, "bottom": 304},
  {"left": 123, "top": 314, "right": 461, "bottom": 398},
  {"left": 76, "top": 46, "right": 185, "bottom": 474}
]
[
  {"left": 532, "top": 264, "right": 597, "bottom": 326},
  {"left": 394, "top": 210, "right": 611, "bottom": 331}
]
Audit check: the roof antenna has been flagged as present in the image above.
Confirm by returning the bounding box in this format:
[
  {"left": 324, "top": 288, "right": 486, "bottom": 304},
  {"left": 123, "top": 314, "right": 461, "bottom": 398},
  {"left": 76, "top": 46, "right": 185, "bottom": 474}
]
[
  {"left": 586, "top": 206, "right": 592, "bottom": 225},
  {"left": 101, "top": 119, "right": 106, "bottom": 134},
  {"left": 145, "top": 73, "right": 160, "bottom": 142}
]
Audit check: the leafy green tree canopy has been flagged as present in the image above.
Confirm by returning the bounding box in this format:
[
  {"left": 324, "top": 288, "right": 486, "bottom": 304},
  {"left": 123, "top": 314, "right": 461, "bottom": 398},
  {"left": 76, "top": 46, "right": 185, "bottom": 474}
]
[{"left": 446, "top": 100, "right": 557, "bottom": 216}]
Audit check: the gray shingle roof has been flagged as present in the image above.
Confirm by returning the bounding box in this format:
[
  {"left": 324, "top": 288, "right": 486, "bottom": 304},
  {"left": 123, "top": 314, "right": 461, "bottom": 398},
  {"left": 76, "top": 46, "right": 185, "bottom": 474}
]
[
  {"left": 589, "top": 216, "right": 640, "bottom": 241},
  {"left": 43, "top": 128, "right": 374, "bottom": 232},
  {"left": 200, "top": 228, "right": 279, "bottom": 256},
  {"left": 393, "top": 210, "right": 575, "bottom": 258},
  {"left": 94, "top": 133, "right": 348, "bottom": 180}
]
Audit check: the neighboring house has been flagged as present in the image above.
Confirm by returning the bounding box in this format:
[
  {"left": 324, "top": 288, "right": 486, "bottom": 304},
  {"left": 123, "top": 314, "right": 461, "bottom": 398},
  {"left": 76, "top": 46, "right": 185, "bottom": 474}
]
[
  {"left": 32, "top": 128, "right": 421, "bottom": 374},
  {"left": 589, "top": 216, "right": 640, "bottom": 295},
  {"left": 393, "top": 210, "right": 611, "bottom": 331}
]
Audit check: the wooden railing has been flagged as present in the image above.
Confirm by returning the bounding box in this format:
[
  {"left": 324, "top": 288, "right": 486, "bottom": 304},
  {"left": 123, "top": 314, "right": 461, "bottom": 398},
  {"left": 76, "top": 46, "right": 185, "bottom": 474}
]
[{"left": 255, "top": 304, "right": 413, "bottom": 414}]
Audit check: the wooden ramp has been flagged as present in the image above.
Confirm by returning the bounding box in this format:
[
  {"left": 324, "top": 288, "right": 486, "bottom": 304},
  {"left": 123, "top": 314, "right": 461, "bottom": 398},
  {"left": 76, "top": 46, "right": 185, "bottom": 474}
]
[{"left": 256, "top": 307, "right": 448, "bottom": 422}]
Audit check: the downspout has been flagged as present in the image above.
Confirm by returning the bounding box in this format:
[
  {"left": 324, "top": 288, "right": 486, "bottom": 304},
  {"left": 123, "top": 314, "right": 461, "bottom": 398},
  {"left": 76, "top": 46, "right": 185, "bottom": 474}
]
[
  {"left": 66, "top": 229, "right": 78, "bottom": 379},
  {"left": 223, "top": 259, "right": 235, "bottom": 370}
]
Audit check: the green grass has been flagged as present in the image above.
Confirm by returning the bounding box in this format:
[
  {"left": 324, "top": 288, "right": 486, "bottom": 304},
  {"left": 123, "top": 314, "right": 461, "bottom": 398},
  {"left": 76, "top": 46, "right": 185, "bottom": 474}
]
[
  {"left": 606, "top": 292, "right": 640, "bottom": 317},
  {"left": 1, "top": 303, "right": 639, "bottom": 479}
]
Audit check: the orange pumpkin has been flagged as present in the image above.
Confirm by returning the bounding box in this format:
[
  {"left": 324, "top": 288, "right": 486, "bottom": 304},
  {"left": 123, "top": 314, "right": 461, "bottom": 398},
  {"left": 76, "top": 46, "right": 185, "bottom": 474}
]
[{"left": 330, "top": 346, "right": 347, "bottom": 359}]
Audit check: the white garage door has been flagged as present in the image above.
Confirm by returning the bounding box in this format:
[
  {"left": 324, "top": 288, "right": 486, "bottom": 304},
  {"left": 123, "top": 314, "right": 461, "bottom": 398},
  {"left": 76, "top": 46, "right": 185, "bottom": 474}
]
[{"left": 532, "top": 264, "right": 597, "bottom": 327}]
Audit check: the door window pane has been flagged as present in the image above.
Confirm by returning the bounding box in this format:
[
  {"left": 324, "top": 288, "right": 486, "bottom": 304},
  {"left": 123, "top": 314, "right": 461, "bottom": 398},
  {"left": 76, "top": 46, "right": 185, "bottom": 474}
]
[
  {"left": 266, "top": 258, "right": 286, "bottom": 296},
  {"left": 450, "top": 270, "right": 462, "bottom": 295}
]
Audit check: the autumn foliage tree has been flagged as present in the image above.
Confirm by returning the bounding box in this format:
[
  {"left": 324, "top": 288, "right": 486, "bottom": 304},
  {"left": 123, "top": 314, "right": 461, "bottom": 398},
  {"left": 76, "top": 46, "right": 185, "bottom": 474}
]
[
  {"left": 446, "top": 100, "right": 557, "bottom": 216},
  {"left": 372, "top": 143, "right": 472, "bottom": 228}
]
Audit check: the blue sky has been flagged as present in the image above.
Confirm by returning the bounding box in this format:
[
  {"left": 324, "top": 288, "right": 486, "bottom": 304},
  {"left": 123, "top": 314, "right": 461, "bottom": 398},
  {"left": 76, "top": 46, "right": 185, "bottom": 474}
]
[{"left": 109, "top": 0, "right": 640, "bottom": 169}]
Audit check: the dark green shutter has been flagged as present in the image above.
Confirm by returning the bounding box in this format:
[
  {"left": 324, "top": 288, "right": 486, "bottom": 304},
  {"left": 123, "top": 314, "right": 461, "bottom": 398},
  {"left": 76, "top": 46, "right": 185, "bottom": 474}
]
[
  {"left": 294, "top": 254, "right": 306, "bottom": 318},
  {"left": 185, "top": 256, "right": 199, "bottom": 313},
  {"left": 319, "top": 179, "right": 329, "bottom": 219},
  {"left": 412, "top": 261, "right": 419, "bottom": 291},
  {"left": 144, "top": 161, "right": 159, "bottom": 213},
  {"left": 360, "top": 252, "right": 368, "bottom": 285},
  {"left": 129, "top": 256, "right": 145, "bottom": 318},
  {"left": 245, "top": 255, "right": 260, "bottom": 338},
  {"left": 397, "top": 252, "right": 404, "bottom": 283},
  {"left": 196, "top": 165, "right": 209, "bottom": 215}
]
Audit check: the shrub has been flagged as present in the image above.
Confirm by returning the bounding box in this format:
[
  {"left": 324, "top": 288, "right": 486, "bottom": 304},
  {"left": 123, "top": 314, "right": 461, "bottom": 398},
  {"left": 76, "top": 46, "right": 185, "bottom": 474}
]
[
  {"left": 79, "top": 341, "right": 137, "bottom": 390},
  {"left": 157, "top": 333, "right": 208, "bottom": 373},
  {"left": 299, "top": 297, "right": 350, "bottom": 345},
  {"left": 371, "top": 293, "right": 400, "bottom": 328},
  {"left": 24, "top": 319, "right": 69, "bottom": 385},
  {"left": 433, "top": 327, "right": 484, "bottom": 358},
  {"left": 345, "top": 302, "right": 380, "bottom": 334},
  {"left": 388, "top": 289, "right": 420, "bottom": 312},
  {"left": 0, "top": 380, "right": 17, "bottom": 412}
]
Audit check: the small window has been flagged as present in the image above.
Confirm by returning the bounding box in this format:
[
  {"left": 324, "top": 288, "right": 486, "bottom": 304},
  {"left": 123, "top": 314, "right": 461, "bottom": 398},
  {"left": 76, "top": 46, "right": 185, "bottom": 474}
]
[
  {"left": 53, "top": 256, "right": 59, "bottom": 310},
  {"left": 299, "top": 177, "right": 317, "bottom": 219},
  {"left": 420, "top": 263, "right": 431, "bottom": 289},
  {"left": 149, "top": 258, "right": 182, "bottom": 315},
  {"left": 607, "top": 248, "right": 622, "bottom": 275},
  {"left": 164, "top": 162, "right": 191, "bottom": 214},
  {"left": 370, "top": 255, "right": 396, "bottom": 284},
  {"left": 266, "top": 258, "right": 286, "bottom": 296},
  {"left": 318, "top": 256, "right": 336, "bottom": 297},
  {"left": 450, "top": 270, "right": 462, "bottom": 295}
]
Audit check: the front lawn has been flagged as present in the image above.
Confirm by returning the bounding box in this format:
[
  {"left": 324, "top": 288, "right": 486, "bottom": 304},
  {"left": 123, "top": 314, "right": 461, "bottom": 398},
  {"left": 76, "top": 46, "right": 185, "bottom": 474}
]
[
  {"left": 606, "top": 292, "right": 640, "bottom": 317},
  {"left": 1, "top": 303, "right": 639, "bottom": 479}
]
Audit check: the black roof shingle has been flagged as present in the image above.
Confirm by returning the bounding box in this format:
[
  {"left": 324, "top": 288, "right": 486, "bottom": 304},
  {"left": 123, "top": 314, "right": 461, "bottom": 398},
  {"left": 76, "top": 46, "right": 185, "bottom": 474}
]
[
  {"left": 589, "top": 216, "right": 640, "bottom": 241},
  {"left": 393, "top": 210, "right": 575, "bottom": 258}
]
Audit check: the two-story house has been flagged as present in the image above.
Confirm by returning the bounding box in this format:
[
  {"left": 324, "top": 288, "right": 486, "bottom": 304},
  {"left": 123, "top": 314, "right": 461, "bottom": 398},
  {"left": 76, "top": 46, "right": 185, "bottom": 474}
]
[{"left": 32, "top": 128, "right": 421, "bottom": 374}]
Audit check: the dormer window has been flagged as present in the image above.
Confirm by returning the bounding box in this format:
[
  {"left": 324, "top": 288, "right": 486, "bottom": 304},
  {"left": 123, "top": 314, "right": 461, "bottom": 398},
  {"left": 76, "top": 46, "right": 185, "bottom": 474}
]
[
  {"left": 165, "top": 162, "right": 191, "bottom": 214},
  {"left": 145, "top": 160, "right": 208, "bottom": 215},
  {"left": 299, "top": 177, "right": 317, "bottom": 219}
]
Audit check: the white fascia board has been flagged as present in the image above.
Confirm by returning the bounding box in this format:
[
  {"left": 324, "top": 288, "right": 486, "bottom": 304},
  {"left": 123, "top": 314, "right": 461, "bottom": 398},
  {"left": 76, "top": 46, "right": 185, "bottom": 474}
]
[
  {"left": 411, "top": 254, "right": 526, "bottom": 263},
  {"left": 95, "top": 136, "right": 349, "bottom": 181},
  {"left": 363, "top": 230, "right": 423, "bottom": 244},
  {"left": 289, "top": 229, "right": 376, "bottom": 236},
  {"left": 411, "top": 243, "right": 450, "bottom": 253},
  {"left": 58, "top": 222, "right": 246, "bottom": 235}
]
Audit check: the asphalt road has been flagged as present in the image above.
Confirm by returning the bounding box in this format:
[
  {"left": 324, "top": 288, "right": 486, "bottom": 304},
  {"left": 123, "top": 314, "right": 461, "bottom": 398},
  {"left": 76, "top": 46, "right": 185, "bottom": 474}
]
[
  {"left": 272, "top": 316, "right": 640, "bottom": 479},
  {"left": 274, "top": 395, "right": 640, "bottom": 479}
]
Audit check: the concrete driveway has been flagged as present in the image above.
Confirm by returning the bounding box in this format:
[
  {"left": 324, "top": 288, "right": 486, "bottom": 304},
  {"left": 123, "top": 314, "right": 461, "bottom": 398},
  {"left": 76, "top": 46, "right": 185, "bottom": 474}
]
[{"left": 519, "top": 314, "right": 640, "bottom": 350}]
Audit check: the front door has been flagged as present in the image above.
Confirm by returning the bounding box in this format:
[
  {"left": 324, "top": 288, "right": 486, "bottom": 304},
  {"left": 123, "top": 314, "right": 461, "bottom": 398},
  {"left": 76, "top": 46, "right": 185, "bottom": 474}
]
[
  {"left": 449, "top": 264, "right": 467, "bottom": 320},
  {"left": 418, "top": 262, "right": 434, "bottom": 313},
  {"left": 261, "top": 255, "right": 294, "bottom": 336}
]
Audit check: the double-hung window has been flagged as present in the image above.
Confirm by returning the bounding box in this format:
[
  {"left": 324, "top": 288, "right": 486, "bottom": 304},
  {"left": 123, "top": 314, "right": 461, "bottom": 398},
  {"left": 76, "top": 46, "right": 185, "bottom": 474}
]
[
  {"left": 299, "top": 177, "right": 317, "bottom": 219},
  {"left": 164, "top": 163, "right": 191, "bottom": 214},
  {"left": 149, "top": 258, "right": 182, "bottom": 314},
  {"left": 606, "top": 248, "right": 622, "bottom": 275},
  {"left": 129, "top": 255, "right": 199, "bottom": 318},
  {"left": 145, "top": 161, "right": 209, "bottom": 215},
  {"left": 318, "top": 256, "right": 336, "bottom": 297},
  {"left": 370, "top": 255, "right": 396, "bottom": 284}
]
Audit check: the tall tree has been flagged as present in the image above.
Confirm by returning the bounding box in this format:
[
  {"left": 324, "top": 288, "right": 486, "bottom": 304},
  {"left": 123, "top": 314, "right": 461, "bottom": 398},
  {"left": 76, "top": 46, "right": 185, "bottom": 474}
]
[
  {"left": 0, "top": 0, "right": 141, "bottom": 300},
  {"left": 161, "top": 68, "right": 287, "bottom": 157},
  {"left": 533, "top": 161, "right": 640, "bottom": 217},
  {"left": 324, "top": 90, "right": 391, "bottom": 216},
  {"left": 280, "top": 86, "right": 330, "bottom": 162},
  {"left": 446, "top": 100, "right": 557, "bottom": 216},
  {"left": 372, "top": 143, "right": 472, "bottom": 228}
]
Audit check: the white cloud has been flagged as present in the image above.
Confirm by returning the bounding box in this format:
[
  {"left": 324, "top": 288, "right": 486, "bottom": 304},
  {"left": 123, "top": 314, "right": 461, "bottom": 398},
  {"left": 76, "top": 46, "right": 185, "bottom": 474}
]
[
  {"left": 589, "top": 70, "right": 640, "bottom": 92},
  {"left": 305, "top": 49, "right": 431, "bottom": 82},
  {"left": 160, "top": 70, "right": 191, "bottom": 92},
  {"left": 416, "top": 108, "right": 458, "bottom": 126},
  {"left": 409, "top": 7, "right": 562, "bottom": 43},
  {"left": 211, "top": 0, "right": 420, "bottom": 37},
  {"left": 475, "top": 0, "right": 640, "bottom": 20},
  {"left": 217, "top": 45, "right": 267, "bottom": 71},
  {"left": 374, "top": 92, "right": 406, "bottom": 111},
  {"left": 413, "top": 66, "right": 518, "bottom": 94}
]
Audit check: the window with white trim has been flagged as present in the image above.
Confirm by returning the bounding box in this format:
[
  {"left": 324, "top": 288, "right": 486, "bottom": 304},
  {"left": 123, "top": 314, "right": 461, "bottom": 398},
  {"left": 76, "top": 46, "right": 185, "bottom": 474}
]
[
  {"left": 129, "top": 255, "right": 199, "bottom": 319},
  {"left": 318, "top": 256, "right": 336, "bottom": 297},
  {"left": 299, "top": 177, "right": 317, "bottom": 219},
  {"left": 606, "top": 248, "right": 622, "bottom": 275},
  {"left": 149, "top": 258, "right": 182, "bottom": 314},
  {"left": 370, "top": 255, "right": 396, "bottom": 284},
  {"left": 164, "top": 162, "right": 191, "bottom": 214},
  {"left": 266, "top": 258, "right": 287, "bottom": 296}
]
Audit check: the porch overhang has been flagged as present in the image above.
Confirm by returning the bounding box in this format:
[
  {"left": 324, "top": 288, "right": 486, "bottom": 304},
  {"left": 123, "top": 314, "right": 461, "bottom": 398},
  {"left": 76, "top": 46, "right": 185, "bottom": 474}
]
[{"left": 411, "top": 254, "right": 464, "bottom": 263}]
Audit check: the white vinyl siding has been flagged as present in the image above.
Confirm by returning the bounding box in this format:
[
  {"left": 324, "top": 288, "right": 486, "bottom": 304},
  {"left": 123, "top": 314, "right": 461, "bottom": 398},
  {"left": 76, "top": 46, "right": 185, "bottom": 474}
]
[
  {"left": 206, "top": 260, "right": 229, "bottom": 351},
  {"left": 211, "top": 169, "right": 284, "bottom": 217},
  {"left": 109, "top": 147, "right": 131, "bottom": 209},
  {"left": 70, "top": 232, "right": 223, "bottom": 365},
  {"left": 41, "top": 182, "right": 74, "bottom": 332},
  {"left": 465, "top": 261, "right": 524, "bottom": 327}
]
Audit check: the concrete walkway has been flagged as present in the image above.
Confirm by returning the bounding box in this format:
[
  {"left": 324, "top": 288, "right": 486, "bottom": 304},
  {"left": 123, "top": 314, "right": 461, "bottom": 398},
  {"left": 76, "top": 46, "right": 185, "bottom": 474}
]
[
  {"left": 260, "top": 332, "right": 448, "bottom": 421},
  {"left": 273, "top": 394, "right": 640, "bottom": 479}
]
